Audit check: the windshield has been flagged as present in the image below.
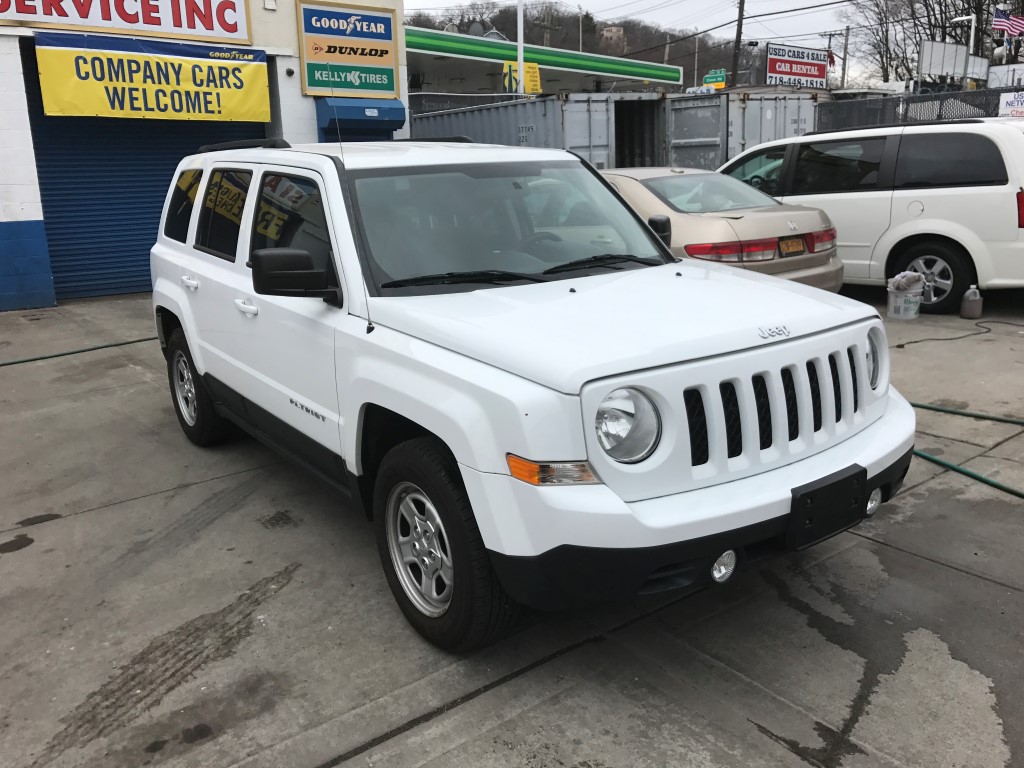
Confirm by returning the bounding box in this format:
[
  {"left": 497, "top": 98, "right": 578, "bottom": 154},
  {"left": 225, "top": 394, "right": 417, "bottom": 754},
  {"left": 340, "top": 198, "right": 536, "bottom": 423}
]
[
  {"left": 643, "top": 172, "right": 781, "bottom": 213},
  {"left": 349, "top": 161, "right": 668, "bottom": 294}
]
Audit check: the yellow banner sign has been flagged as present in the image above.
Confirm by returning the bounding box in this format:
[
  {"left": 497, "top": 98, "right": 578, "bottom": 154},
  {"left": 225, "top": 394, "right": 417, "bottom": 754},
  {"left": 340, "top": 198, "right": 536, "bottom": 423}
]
[
  {"left": 502, "top": 61, "right": 542, "bottom": 94},
  {"left": 36, "top": 32, "right": 269, "bottom": 121}
]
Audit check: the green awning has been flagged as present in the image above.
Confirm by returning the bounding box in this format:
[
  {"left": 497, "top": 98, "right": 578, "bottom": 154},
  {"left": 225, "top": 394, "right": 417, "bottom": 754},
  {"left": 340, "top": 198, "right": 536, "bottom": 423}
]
[{"left": 405, "top": 27, "right": 683, "bottom": 85}]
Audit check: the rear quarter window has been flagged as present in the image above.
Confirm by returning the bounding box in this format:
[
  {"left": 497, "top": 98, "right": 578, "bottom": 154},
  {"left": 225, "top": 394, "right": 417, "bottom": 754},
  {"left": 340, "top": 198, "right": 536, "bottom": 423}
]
[
  {"left": 164, "top": 170, "right": 202, "bottom": 243},
  {"left": 895, "top": 133, "right": 1008, "bottom": 189}
]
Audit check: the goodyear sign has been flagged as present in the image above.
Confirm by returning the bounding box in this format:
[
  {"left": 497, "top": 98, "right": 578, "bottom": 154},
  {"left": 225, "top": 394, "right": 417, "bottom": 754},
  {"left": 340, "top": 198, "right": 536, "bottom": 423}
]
[
  {"left": 35, "top": 32, "right": 269, "bottom": 121},
  {"left": 299, "top": 1, "right": 398, "bottom": 98}
]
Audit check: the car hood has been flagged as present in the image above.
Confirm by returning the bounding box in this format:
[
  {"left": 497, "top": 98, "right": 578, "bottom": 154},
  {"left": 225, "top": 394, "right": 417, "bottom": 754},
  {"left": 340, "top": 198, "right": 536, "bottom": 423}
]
[{"left": 366, "top": 263, "right": 876, "bottom": 394}]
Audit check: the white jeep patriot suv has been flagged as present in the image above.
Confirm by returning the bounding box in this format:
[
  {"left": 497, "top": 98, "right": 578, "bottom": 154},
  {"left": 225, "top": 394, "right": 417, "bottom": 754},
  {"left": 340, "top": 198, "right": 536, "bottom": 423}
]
[{"left": 151, "top": 139, "right": 916, "bottom": 651}]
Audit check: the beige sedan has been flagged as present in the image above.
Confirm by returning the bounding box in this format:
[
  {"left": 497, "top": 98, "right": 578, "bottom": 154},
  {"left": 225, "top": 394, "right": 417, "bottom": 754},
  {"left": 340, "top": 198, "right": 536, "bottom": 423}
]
[{"left": 603, "top": 167, "right": 843, "bottom": 292}]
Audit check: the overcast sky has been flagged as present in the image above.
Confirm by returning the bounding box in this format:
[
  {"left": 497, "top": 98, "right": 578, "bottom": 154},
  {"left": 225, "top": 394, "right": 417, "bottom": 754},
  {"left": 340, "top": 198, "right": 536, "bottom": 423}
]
[{"left": 402, "top": 0, "right": 850, "bottom": 52}]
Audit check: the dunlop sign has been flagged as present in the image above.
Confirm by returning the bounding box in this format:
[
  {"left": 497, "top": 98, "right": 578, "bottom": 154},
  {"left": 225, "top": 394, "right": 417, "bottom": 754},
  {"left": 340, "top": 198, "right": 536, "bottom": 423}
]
[
  {"left": 35, "top": 32, "right": 270, "bottom": 121},
  {"left": 298, "top": 1, "right": 398, "bottom": 98},
  {"left": 0, "top": 0, "right": 250, "bottom": 43}
]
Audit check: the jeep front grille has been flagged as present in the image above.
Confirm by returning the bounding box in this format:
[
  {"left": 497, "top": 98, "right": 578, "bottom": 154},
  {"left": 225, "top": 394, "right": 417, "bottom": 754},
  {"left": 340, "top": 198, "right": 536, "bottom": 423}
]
[{"left": 683, "top": 345, "right": 863, "bottom": 461}]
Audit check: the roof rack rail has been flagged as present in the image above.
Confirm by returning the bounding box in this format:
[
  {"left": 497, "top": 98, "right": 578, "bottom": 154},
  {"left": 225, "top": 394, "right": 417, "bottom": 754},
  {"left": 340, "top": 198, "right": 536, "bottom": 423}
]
[
  {"left": 394, "top": 136, "right": 474, "bottom": 143},
  {"left": 197, "top": 138, "right": 292, "bottom": 153},
  {"left": 806, "top": 118, "right": 984, "bottom": 136}
]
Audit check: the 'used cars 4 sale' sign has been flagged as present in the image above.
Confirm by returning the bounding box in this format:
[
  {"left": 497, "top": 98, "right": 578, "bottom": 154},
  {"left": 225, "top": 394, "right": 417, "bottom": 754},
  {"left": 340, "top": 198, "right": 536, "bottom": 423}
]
[{"left": 765, "top": 43, "right": 828, "bottom": 89}]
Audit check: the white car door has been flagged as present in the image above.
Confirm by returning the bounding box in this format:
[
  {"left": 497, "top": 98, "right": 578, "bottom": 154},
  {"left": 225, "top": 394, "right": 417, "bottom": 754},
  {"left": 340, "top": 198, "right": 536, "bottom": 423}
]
[
  {"left": 218, "top": 167, "right": 345, "bottom": 462},
  {"left": 184, "top": 163, "right": 261, "bottom": 390},
  {"left": 779, "top": 135, "right": 894, "bottom": 282}
]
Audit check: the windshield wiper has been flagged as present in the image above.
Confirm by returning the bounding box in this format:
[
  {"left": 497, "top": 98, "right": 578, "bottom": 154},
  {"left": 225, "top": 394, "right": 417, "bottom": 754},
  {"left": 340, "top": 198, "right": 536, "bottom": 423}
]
[
  {"left": 380, "top": 270, "right": 550, "bottom": 288},
  {"left": 542, "top": 254, "right": 663, "bottom": 275}
]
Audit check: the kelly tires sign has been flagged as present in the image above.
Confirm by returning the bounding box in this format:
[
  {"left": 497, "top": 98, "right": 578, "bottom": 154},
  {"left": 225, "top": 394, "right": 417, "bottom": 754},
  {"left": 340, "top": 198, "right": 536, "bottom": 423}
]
[
  {"left": 298, "top": 1, "right": 398, "bottom": 98},
  {"left": 35, "top": 32, "right": 270, "bottom": 121},
  {"left": 0, "top": 0, "right": 250, "bottom": 42},
  {"left": 765, "top": 43, "right": 828, "bottom": 89}
]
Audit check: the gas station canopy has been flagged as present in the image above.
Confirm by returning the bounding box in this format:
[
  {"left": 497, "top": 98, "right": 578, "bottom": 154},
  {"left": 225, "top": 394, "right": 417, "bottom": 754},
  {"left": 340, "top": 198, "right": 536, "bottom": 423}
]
[{"left": 406, "top": 26, "right": 684, "bottom": 94}]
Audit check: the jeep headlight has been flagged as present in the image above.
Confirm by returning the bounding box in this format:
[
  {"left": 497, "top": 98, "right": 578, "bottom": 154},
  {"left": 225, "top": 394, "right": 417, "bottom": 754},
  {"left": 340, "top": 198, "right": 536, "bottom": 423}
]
[
  {"left": 595, "top": 388, "right": 661, "bottom": 463},
  {"left": 866, "top": 328, "right": 884, "bottom": 389}
]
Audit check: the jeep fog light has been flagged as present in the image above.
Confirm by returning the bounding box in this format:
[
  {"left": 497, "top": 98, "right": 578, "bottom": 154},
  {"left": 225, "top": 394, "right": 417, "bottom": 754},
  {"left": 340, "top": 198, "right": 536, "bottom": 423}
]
[
  {"left": 506, "top": 455, "right": 599, "bottom": 486},
  {"left": 866, "top": 488, "right": 883, "bottom": 516},
  {"left": 595, "top": 387, "right": 661, "bottom": 463},
  {"left": 711, "top": 550, "right": 737, "bottom": 583}
]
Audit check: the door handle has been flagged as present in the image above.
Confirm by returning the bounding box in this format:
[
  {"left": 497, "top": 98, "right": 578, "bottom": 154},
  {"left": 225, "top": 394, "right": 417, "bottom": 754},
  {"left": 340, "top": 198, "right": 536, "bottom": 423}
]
[
  {"left": 233, "top": 298, "right": 259, "bottom": 316},
  {"left": 180, "top": 275, "right": 200, "bottom": 290}
]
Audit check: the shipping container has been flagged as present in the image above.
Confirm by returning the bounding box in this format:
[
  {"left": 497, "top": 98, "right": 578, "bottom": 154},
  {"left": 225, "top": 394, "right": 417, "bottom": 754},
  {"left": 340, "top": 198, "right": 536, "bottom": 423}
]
[
  {"left": 411, "top": 93, "right": 664, "bottom": 169},
  {"left": 412, "top": 88, "right": 828, "bottom": 170}
]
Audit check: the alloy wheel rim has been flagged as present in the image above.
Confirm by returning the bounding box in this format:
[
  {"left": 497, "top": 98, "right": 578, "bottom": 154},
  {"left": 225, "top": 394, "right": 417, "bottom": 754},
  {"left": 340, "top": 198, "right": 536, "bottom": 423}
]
[
  {"left": 906, "top": 255, "right": 953, "bottom": 305},
  {"left": 172, "top": 351, "right": 198, "bottom": 427},
  {"left": 386, "top": 482, "right": 454, "bottom": 617}
]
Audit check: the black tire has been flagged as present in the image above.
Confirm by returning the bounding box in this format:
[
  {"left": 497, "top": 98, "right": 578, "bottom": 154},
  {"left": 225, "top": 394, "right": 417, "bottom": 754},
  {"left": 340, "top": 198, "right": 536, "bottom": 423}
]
[
  {"left": 165, "top": 329, "right": 228, "bottom": 446},
  {"left": 891, "top": 241, "right": 974, "bottom": 315},
  {"left": 373, "top": 437, "right": 521, "bottom": 652}
]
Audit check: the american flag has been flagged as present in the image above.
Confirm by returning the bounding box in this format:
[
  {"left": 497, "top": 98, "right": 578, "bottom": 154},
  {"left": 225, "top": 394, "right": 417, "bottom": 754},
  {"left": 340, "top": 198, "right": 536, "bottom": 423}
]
[{"left": 993, "top": 7, "right": 1024, "bottom": 37}]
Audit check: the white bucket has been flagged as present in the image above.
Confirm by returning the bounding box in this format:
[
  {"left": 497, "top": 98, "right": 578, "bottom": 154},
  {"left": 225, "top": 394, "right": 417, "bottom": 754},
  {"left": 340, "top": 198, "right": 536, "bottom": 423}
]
[{"left": 887, "top": 288, "right": 923, "bottom": 320}]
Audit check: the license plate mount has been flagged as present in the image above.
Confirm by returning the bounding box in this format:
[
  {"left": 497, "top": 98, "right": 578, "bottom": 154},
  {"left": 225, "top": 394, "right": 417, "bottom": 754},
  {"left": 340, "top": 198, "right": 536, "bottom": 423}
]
[
  {"left": 787, "top": 465, "right": 867, "bottom": 550},
  {"left": 779, "top": 236, "right": 806, "bottom": 257}
]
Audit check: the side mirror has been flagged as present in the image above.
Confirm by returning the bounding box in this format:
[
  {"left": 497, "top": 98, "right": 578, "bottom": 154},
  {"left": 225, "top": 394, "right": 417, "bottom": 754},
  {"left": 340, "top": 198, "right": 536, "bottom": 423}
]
[
  {"left": 251, "top": 248, "right": 334, "bottom": 298},
  {"left": 648, "top": 215, "right": 672, "bottom": 248}
]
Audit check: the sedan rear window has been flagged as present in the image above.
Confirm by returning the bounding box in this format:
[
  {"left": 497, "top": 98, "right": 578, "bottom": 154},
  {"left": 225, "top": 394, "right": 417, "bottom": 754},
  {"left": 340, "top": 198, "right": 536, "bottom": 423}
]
[
  {"left": 643, "top": 172, "right": 781, "bottom": 213},
  {"left": 895, "top": 133, "right": 1008, "bottom": 189}
]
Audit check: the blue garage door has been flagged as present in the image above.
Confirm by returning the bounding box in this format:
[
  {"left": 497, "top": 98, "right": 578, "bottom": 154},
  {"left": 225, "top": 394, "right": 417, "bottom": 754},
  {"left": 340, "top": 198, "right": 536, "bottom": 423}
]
[{"left": 22, "top": 40, "right": 266, "bottom": 299}]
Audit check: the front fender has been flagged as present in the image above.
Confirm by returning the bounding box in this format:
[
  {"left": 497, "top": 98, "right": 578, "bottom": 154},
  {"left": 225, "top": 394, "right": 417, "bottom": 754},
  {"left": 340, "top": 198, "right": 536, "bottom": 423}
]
[
  {"left": 870, "top": 218, "right": 988, "bottom": 282},
  {"left": 341, "top": 326, "right": 588, "bottom": 476}
]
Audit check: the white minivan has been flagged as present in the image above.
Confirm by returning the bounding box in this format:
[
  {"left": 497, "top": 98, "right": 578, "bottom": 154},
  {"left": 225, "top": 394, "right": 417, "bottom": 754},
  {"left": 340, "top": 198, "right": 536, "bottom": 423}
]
[{"left": 719, "top": 118, "right": 1024, "bottom": 312}]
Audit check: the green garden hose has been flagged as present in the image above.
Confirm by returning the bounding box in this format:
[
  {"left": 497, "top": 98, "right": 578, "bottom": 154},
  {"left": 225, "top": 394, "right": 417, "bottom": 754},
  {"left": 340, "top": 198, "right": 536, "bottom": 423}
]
[
  {"left": 909, "top": 401, "right": 1024, "bottom": 428},
  {"left": 909, "top": 402, "right": 1024, "bottom": 500},
  {"left": 0, "top": 337, "right": 157, "bottom": 368}
]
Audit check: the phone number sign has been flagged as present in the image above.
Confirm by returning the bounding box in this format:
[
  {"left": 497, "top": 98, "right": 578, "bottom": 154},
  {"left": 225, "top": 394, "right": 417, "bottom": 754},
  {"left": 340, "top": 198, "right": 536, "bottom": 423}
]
[{"left": 766, "top": 43, "right": 828, "bottom": 88}]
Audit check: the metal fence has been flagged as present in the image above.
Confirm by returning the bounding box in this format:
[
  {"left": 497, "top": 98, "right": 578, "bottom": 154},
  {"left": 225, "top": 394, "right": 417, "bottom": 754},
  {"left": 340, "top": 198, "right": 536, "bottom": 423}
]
[
  {"left": 815, "top": 86, "right": 1021, "bottom": 131},
  {"left": 409, "top": 92, "right": 531, "bottom": 116}
]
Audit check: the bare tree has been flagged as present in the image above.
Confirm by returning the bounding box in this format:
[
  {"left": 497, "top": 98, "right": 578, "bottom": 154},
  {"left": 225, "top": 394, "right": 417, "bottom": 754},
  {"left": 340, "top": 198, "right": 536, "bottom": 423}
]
[{"left": 846, "top": 0, "right": 992, "bottom": 82}]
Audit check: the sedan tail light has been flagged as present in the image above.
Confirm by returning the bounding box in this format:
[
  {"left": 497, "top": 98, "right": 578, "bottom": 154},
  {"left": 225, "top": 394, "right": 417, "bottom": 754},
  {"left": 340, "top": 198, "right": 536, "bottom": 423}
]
[
  {"left": 806, "top": 227, "right": 837, "bottom": 253},
  {"left": 685, "top": 238, "right": 779, "bottom": 263}
]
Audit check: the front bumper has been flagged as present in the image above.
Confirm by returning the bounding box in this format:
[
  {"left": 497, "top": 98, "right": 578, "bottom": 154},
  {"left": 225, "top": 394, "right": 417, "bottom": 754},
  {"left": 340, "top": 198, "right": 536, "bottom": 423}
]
[
  {"left": 459, "top": 389, "right": 915, "bottom": 609},
  {"left": 488, "top": 446, "right": 911, "bottom": 609}
]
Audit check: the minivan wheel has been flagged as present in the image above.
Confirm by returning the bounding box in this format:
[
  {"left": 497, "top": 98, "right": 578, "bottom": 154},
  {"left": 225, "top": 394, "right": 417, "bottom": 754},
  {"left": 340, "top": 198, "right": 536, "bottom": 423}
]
[
  {"left": 892, "top": 242, "right": 972, "bottom": 314},
  {"left": 373, "top": 437, "right": 521, "bottom": 652},
  {"left": 165, "top": 329, "right": 228, "bottom": 446}
]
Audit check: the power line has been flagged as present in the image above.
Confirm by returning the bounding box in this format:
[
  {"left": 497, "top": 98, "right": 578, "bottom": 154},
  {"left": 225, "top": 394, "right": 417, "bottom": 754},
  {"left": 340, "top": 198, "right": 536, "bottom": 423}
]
[{"left": 622, "top": 0, "right": 855, "bottom": 57}]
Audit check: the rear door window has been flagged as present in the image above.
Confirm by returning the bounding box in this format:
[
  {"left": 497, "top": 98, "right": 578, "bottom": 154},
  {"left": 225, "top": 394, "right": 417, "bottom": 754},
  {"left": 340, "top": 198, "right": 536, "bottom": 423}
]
[
  {"left": 790, "top": 138, "right": 886, "bottom": 195},
  {"left": 895, "top": 133, "right": 1008, "bottom": 189},
  {"left": 194, "top": 169, "right": 253, "bottom": 261},
  {"left": 164, "top": 169, "right": 202, "bottom": 243}
]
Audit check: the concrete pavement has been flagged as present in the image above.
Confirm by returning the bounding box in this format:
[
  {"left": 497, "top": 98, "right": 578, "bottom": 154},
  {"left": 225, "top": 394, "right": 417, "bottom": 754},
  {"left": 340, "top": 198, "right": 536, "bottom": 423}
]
[{"left": 1, "top": 289, "right": 1022, "bottom": 768}]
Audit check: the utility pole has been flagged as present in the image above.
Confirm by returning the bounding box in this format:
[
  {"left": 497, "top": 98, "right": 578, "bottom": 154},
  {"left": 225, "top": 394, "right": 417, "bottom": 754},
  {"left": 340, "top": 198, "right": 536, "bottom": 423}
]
[
  {"left": 730, "top": 0, "right": 746, "bottom": 87},
  {"left": 663, "top": 32, "right": 671, "bottom": 64},
  {"left": 578, "top": 4, "right": 583, "bottom": 52},
  {"left": 823, "top": 31, "right": 836, "bottom": 88},
  {"left": 694, "top": 36, "right": 699, "bottom": 87},
  {"left": 840, "top": 25, "right": 850, "bottom": 88},
  {"left": 538, "top": 5, "right": 560, "bottom": 48}
]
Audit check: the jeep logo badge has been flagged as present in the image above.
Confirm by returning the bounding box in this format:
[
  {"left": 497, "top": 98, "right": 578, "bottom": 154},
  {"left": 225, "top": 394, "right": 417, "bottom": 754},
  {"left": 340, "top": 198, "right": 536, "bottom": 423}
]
[{"left": 758, "top": 325, "right": 791, "bottom": 339}]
